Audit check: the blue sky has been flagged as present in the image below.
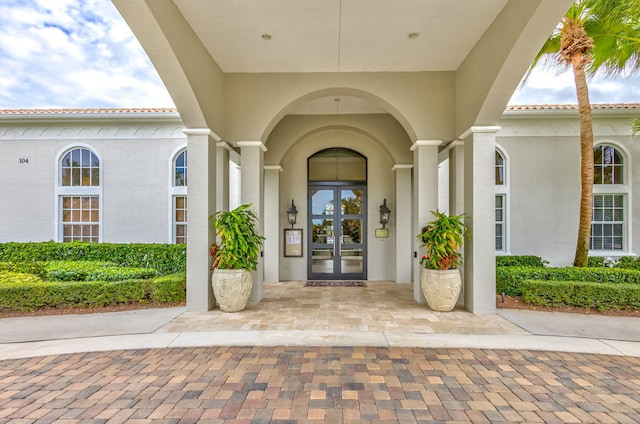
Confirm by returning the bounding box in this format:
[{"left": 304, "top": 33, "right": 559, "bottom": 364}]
[{"left": 0, "top": 0, "right": 638, "bottom": 109}]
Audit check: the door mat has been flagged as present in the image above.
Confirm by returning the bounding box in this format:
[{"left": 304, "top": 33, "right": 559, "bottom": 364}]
[{"left": 304, "top": 281, "right": 367, "bottom": 287}]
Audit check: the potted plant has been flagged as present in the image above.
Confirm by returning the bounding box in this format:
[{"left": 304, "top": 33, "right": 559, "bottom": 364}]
[
  {"left": 209, "top": 204, "right": 265, "bottom": 312},
  {"left": 417, "top": 210, "right": 468, "bottom": 311}
]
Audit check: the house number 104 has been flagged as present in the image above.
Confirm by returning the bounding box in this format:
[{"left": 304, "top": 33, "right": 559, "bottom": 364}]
[{"left": 19, "top": 158, "right": 28, "bottom": 164}]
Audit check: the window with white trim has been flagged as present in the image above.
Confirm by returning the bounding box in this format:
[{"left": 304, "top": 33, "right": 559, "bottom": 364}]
[
  {"left": 591, "top": 144, "right": 627, "bottom": 252},
  {"left": 171, "top": 149, "right": 187, "bottom": 244},
  {"left": 175, "top": 150, "right": 187, "bottom": 186},
  {"left": 591, "top": 194, "right": 624, "bottom": 251},
  {"left": 174, "top": 196, "right": 187, "bottom": 244},
  {"left": 495, "top": 149, "right": 507, "bottom": 252},
  {"left": 58, "top": 147, "right": 101, "bottom": 242}
]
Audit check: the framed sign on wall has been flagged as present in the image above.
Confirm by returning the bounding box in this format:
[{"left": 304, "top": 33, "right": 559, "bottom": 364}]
[{"left": 284, "top": 229, "right": 303, "bottom": 257}]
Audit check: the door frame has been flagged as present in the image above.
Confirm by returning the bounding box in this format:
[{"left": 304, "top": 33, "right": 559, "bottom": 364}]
[{"left": 307, "top": 182, "right": 367, "bottom": 280}]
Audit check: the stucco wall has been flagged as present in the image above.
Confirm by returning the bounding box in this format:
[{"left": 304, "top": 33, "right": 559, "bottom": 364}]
[
  {"left": 497, "top": 111, "right": 637, "bottom": 266},
  {"left": 224, "top": 72, "right": 455, "bottom": 143},
  {"left": 272, "top": 114, "right": 403, "bottom": 281},
  {"left": 0, "top": 118, "right": 186, "bottom": 243}
]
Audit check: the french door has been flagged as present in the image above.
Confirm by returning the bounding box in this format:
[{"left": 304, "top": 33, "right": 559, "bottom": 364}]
[{"left": 308, "top": 184, "right": 366, "bottom": 280}]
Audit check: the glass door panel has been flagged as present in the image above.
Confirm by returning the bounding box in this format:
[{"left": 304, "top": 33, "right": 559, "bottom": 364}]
[
  {"left": 311, "top": 217, "right": 334, "bottom": 274},
  {"left": 308, "top": 185, "right": 366, "bottom": 280}
]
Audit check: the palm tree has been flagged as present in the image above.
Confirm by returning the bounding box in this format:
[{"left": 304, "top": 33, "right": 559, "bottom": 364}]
[
  {"left": 633, "top": 116, "right": 640, "bottom": 141},
  {"left": 526, "top": 0, "right": 640, "bottom": 267}
]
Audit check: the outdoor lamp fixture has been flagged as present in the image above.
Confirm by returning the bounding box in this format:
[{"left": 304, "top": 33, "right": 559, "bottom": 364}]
[
  {"left": 379, "top": 199, "right": 391, "bottom": 229},
  {"left": 287, "top": 199, "right": 298, "bottom": 229}
]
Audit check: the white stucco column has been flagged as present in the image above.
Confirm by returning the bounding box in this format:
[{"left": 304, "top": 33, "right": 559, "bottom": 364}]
[
  {"left": 184, "top": 128, "right": 218, "bottom": 311},
  {"left": 237, "top": 141, "right": 266, "bottom": 301},
  {"left": 264, "top": 165, "right": 282, "bottom": 283},
  {"left": 412, "top": 140, "right": 441, "bottom": 303},
  {"left": 216, "top": 141, "right": 231, "bottom": 213},
  {"left": 448, "top": 141, "right": 465, "bottom": 216},
  {"left": 393, "top": 164, "right": 413, "bottom": 283},
  {"left": 462, "top": 126, "right": 499, "bottom": 314}
]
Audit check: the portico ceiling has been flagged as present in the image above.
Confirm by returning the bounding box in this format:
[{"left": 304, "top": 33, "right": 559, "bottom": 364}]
[{"left": 174, "top": 0, "right": 509, "bottom": 73}]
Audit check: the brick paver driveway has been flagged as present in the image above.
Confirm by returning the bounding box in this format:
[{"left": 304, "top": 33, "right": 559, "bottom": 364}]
[{"left": 1, "top": 346, "right": 639, "bottom": 423}]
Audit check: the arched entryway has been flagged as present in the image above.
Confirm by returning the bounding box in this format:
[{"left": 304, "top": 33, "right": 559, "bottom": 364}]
[{"left": 308, "top": 148, "right": 367, "bottom": 280}]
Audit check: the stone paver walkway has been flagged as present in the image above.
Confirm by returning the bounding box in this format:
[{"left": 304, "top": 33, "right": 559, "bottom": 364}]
[{"left": 2, "top": 346, "right": 640, "bottom": 423}]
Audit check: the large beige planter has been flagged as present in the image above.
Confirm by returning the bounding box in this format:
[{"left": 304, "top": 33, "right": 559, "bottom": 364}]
[
  {"left": 420, "top": 268, "right": 462, "bottom": 312},
  {"left": 211, "top": 269, "right": 252, "bottom": 312}
]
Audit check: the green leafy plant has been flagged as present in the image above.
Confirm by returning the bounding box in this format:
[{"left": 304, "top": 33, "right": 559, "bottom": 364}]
[
  {"left": 521, "top": 280, "right": 640, "bottom": 312},
  {"left": 210, "top": 204, "right": 265, "bottom": 271},
  {"left": 496, "top": 266, "right": 640, "bottom": 297},
  {"left": 0, "top": 242, "right": 185, "bottom": 275},
  {"left": 417, "top": 210, "right": 468, "bottom": 270},
  {"left": 0, "top": 273, "right": 186, "bottom": 312},
  {"left": 42, "top": 261, "right": 157, "bottom": 282},
  {"left": 496, "top": 255, "right": 548, "bottom": 268}
]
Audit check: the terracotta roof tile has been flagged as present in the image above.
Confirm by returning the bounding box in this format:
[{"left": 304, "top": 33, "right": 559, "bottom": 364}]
[
  {"left": 0, "top": 108, "right": 178, "bottom": 115},
  {"left": 507, "top": 103, "right": 640, "bottom": 110}
]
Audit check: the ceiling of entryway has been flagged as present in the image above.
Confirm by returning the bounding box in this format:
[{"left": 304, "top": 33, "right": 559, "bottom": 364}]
[{"left": 173, "top": 0, "right": 509, "bottom": 73}]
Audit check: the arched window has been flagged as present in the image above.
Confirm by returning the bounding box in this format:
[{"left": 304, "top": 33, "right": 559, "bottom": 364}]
[
  {"left": 61, "top": 147, "right": 100, "bottom": 186},
  {"left": 495, "top": 148, "right": 508, "bottom": 253},
  {"left": 594, "top": 144, "right": 623, "bottom": 184},
  {"left": 495, "top": 150, "right": 505, "bottom": 185},
  {"left": 308, "top": 148, "right": 366, "bottom": 181},
  {"left": 591, "top": 144, "right": 628, "bottom": 252},
  {"left": 171, "top": 149, "right": 187, "bottom": 244},
  {"left": 58, "top": 147, "right": 101, "bottom": 242},
  {"left": 174, "top": 150, "right": 187, "bottom": 186}
]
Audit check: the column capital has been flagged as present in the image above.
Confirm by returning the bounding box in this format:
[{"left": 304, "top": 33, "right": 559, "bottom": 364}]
[
  {"left": 410, "top": 140, "right": 442, "bottom": 151},
  {"left": 183, "top": 128, "right": 222, "bottom": 141},
  {"left": 264, "top": 165, "right": 283, "bottom": 172},
  {"left": 459, "top": 126, "right": 501, "bottom": 140},
  {"left": 216, "top": 141, "right": 234, "bottom": 152},
  {"left": 392, "top": 164, "right": 413, "bottom": 171},
  {"left": 236, "top": 141, "right": 267, "bottom": 152}
]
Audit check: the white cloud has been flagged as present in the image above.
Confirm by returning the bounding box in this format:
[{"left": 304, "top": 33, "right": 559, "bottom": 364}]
[
  {"left": 0, "top": 1, "right": 637, "bottom": 109},
  {"left": 0, "top": 0, "right": 174, "bottom": 109},
  {"left": 509, "top": 67, "right": 640, "bottom": 105}
]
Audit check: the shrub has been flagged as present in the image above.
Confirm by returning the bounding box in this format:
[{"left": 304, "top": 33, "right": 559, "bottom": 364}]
[
  {"left": 587, "top": 257, "right": 607, "bottom": 267},
  {"left": 0, "top": 273, "right": 185, "bottom": 312},
  {"left": 0, "top": 262, "right": 48, "bottom": 279},
  {"left": 39, "top": 280, "right": 148, "bottom": 308},
  {"left": 0, "top": 270, "right": 44, "bottom": 286},
  {"left": 521, "top": 280, "right": 640, "bottom": 311},
  {"left": 496, "top": 266, "right": 552, "bottom": 296},
  {"left": 0, "top": 272, "right": 49, "bottom": 310},
  {"left": 496, "top": 266, "right": 640, "bottom": 296},
  {"left": 43, "top": 261, "right": 157, "bottom": 282},
  {"left": 0, "top": 242, "right": 186, "bottom": 275},
  {"left": 148, "top": 273, "right": 186, "bottom": 303},
  {"left": 496, "top": 255, "right": 548, "bottom": 268},
  {"left": 617, "top": 256, "right": 640, "bottom": 270}
]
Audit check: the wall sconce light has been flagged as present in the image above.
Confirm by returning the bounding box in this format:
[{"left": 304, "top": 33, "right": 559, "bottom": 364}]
[
  {"left": 379, "top": 199, "right": 391, "bottom": 229},
  {"left": 287, "top": 199, "right": 298, "bottom": 229}
]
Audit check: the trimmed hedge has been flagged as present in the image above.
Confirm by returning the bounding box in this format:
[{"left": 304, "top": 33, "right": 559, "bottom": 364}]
[
  {"left": 617, "top": 256, "right": 640, "bottom": 270},
  {"left": 149, "top": 273, "right": 186, "bottom": 303},
  {"left": 0, "top": 262, "right": 48, "bottom": 279},
  {"left": 496, "top": 266, "right": 640, "bottom": 296},
  {"left": 0, "top": 273, "right": 186, "bottom": 312},
  {"left": 521, "top": 279, "right": 640, "bottom": 311},
  {"left": 43, "top": 261, "right": 157, "bottom": 282},
  {"left": 0, "top": 242, "right": 186, "bottom": 275},
  {"left": 496, "top": 255, "right": 548, "bottom": 268},
  {"left": 0, "top": 270, "right": 44, "bottom": 287}
]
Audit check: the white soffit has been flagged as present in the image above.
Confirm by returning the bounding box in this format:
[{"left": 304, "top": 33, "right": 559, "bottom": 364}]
[{"left": 174, "top": 0, "right": 509, "bottom": 73}]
